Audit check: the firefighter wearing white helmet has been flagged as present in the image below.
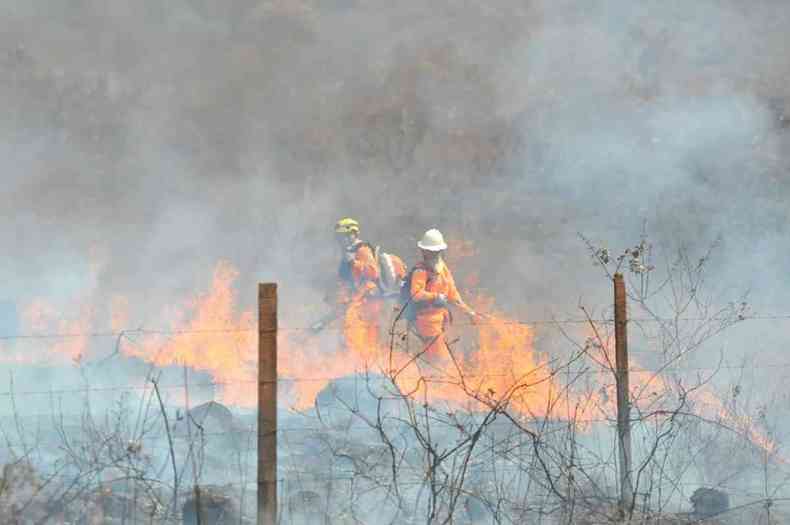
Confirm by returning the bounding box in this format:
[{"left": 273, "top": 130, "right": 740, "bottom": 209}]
[
  {"left": 417, "top": 228, "right": 448, "bottom": 251},
  {"left": 408, "top": 228, "right": 477, "bottom": 357}
]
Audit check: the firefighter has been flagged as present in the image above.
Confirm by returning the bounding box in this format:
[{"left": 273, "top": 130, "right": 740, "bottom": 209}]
[
  {"left": 334, "top": 218, "right": 383, "bottom": 359},
  {"left": 409, "top": 228, "right": 477, "bottom": 357}
]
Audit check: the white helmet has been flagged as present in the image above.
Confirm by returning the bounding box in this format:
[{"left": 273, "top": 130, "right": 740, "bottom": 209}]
[{"left": 417, "top": 228, "right": 448, "bottom": 252}]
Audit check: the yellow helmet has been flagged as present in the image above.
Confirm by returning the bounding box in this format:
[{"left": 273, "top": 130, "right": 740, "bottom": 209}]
[{"left": 335, "top": 217, "right": 360, "bottom": 234}]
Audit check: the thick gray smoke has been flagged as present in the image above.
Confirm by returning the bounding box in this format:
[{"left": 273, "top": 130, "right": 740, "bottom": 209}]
[
  {"left": 0, "top": 1, "right": 787, "bottom": 385},
  {"left": 2, "top": 1, "right": 788, "bottom": 311},
  {"left": 1, "top": 0, "right": 789, "bottom": 518}
]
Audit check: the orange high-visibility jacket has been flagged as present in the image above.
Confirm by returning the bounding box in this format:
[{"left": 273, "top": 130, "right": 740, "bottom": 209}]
[
  {"left": 337, "top": 242, "right": 380, "bottom": 303},
  {"left": 409, "top": 261, "right": 461, "bottom": 337}
]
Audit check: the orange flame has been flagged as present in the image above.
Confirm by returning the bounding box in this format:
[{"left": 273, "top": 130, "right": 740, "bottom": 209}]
[
  {"left": 578, "top": 322, "right": 780, "bottom": 457},
  {"left": 121, "top": 261, "right": 257, "bottom": 405},
  {"left": 115, "top": 258, "right": 556, "bottom": 413},
  {"left": 1, "top": 299, "right": 94, "bottom": 365},
  {"left": 688, "top": 388, "right": 778, "bottom": 457},
  {"left": 3, "top": 256, "right": 779, "bottom": 461},
  {"left": 276, "top": 284, "right": 563, "bottom": 418}
]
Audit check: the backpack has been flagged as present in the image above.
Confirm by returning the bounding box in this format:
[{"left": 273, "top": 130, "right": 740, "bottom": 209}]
[
  {"left": 396, "top": 263, "right": 432, "bottom": 323},
  {"left": 340, "top": 241, "right": 407, "bottom": 296},
  {"left": 373, "top": 246, "right": 407, "bottom": 297}
]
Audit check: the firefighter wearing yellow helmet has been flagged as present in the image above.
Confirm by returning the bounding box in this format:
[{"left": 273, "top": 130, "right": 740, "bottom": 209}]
[
  {"left": 335, "top": 217, "right": 360, "bottom": 235},
  {"left": 332, "top": 218, "right": 384, "bottom": 357}
]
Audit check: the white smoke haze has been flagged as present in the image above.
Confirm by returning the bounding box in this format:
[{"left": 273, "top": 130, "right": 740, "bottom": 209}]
[{"left": 1, "top": 0, "right": 790, "bottom": 521}]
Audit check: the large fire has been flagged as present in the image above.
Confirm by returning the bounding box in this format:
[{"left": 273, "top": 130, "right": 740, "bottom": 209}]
[
  {"left": 1, "top": 258, "right": 778, "bottom": 460},
  {"left": 120, "top": 261, "right": 258, "bottom": 405},
  {"left": 104, "top": 253, "right": 565, "bottom": 417}
]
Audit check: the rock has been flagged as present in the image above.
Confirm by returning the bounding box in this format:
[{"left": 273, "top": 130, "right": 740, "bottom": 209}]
[
  {"left": 690, "top": 488, "right": 729, "bottom": 520},
  {"left": 314, "top": 374, "right": 408, "bottom": 436},
  {"left": 182, "top": 486, "right": 239, "bottom": 525},
  {"left": 174, "top": 401, "right": 236, "bottom": 435}
]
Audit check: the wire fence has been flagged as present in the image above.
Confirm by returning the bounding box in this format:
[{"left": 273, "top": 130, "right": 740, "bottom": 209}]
[
  {"left": 2, "top": 310, "right": 790, "bottom": 340},
  {"left": 2, "top": 312, "right": 790, "bottom": 523}
]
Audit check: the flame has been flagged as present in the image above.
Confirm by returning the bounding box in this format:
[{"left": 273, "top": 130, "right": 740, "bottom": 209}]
[
  {"left": 2, "top": 255, "right": 779, "bottom": 460},
  {"left": 278, "top": 285, "right": 565, "bottom": 418},
  {"left": 1, "top": 256, "right": 105, "bottom": 365},
  {"left": 424, "top": 294, "right": 561, "bottom": 416},
  {"left": 121, "top": 261, "right": 258, "bottom": 405},
  {"left": 577, "top": 322, "right": 780, "bottom": 457},
  {"left": 688, "top": 388, "right": 778, "bottom": 457},
  {"left": 0, "top": 299, "right": 94, "bottom": 365}
]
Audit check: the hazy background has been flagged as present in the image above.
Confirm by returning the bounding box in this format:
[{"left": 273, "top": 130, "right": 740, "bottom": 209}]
[
  {"left": 2, "top": 3, "right": 790, "bottom": 519},
  {"left": 0, "top": 0, "right": 789, "bottom": 395}
]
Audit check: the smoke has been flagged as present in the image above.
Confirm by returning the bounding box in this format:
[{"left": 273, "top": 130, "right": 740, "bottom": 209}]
[
  {"left": 1, "top": 0, "right": 787, "bottom": 299},
  {"left": 1, "top": 0, "right": 790, "bottom": 515}
]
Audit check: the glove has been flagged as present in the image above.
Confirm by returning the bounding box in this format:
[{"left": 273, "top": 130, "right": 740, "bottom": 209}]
[
  {"left": 344, "top": 251, "right": 356, "bottom": 263},
  {"left": 433, "top": 293, "right": 448, "bottom": 307}
]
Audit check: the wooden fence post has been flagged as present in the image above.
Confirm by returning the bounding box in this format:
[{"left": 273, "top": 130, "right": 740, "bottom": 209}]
[
  {"left": 614, "top": 273, "right": 633, "bottom": 518},
  {"left": 258, "top": 283, "right": 278, "bottom": 525}
]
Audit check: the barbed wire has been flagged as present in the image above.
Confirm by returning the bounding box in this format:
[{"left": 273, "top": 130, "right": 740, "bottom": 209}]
[
  {"left": 1, "top": 359, "right": 790, "bottom": 398},
  {"left": 0, "top": 327, "right": 255, "bottom": 340},
  {"left": 0, "top": 312, "right": 789, "bottom": 341}
]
